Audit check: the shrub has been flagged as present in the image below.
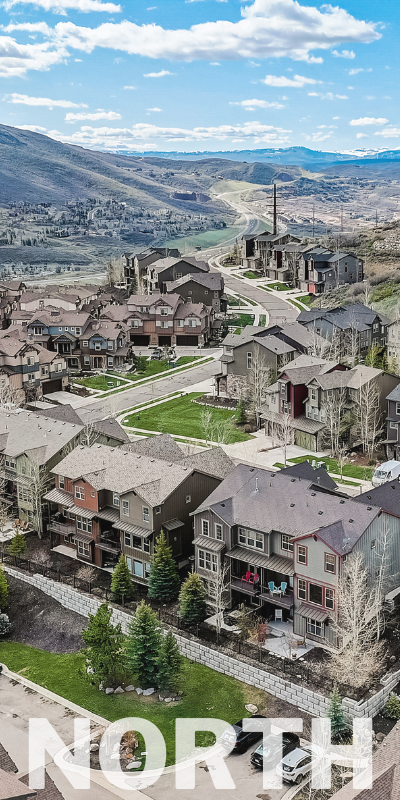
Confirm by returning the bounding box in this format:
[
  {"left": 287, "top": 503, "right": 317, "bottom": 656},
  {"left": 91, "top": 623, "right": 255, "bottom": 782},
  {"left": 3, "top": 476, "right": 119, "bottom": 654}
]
[
  {"left": 157, "top": 630, "right": 182, "bottom": 692},
  {"left": 148, "top": 531, "right": 180, "bottom": 602},
  {"left": 8, "top": 532, "right": 26, "bottom": 557},
  {"left": 328, "top": 685, "right": 350, "bottom": 743},
  {"left": 111, "top": 555, "right": 135, "bottom": 603},
  {"left": 82, "top": 603, "right": 125, "bottom": 688},
  {"left": 179, "top": 572, "right": 207, "bottom": 625},
  {"left": 125, "top": 601, "right": 161, "bottom": 688},
  {"left": 383, "top": 694, "right": 400, "bottom": 720}
]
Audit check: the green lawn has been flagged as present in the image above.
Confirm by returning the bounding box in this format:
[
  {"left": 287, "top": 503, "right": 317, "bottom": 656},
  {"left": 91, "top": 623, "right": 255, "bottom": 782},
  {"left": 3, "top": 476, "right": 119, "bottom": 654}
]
[
  {"left": 258, "top": 285, "right": 271, "bottom": 292},
  {"left": 75, "top": 358, "right": 201, "bottom": 391},
  {"left": 272, "top": 462, "right": 359, "bottom": 486},
  {"left": 288, "top": 455, "right": 374, "bottom": 481},
  {"left": 227, "top": 296, "right": 257, "bottom": 308},
  {"left": 244, "top": 271, "right": 260, "bottom": 279},
  {"left": 267, "top": 282, "right": 289, "bottom": 291},
  {"left": 124, "top": 392, "right": 252, "bottom": 442},
  {"left": 75, "top": 374, "right": 129, "bottom": 391},
  {"left": 259, "top": 315, "right": 267, "bottom": 327},
  {"left": 297, "top": 295, "right": 313, "bottom": 307},
  {"left": 228, "top": 313, "right": 255, "bottom": 328},
  {"left": 0, "top": 641, "right": 267, "bottom": 767}
]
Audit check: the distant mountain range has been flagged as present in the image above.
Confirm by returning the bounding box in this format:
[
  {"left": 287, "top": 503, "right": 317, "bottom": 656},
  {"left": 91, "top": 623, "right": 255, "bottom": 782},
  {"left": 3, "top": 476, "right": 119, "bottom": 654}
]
[{"left": 116, "top": 145, "right": 400, "bottom": 168}]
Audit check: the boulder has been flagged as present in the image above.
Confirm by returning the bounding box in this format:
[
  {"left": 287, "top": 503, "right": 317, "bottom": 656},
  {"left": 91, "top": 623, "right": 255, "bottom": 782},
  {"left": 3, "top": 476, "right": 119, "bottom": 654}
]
[
  {"left": 173, "top": 696, "right": 181, "bottom": 702},
  {"left": 114, "top": 687, "right": 125, "bottom": 694},
  {"left": 125, "top": 685, "right": 135, "bottom": 692},
  {"left": 245, "top": 704, "right": 258, "bottom": 714},
  {"left": 126, "top": 761, "right": 142, "bottom": 770},
  {"left": 143, "top": 688, "right": 155, "bottom": 696},
  {"left": 164, "top": 697, "right": 172, "bottom": 703},
  {"left": 376, "top": 733, "right": 385, "bottom": 743},
  {"left": 136, "top": 688, "right": 143, "bottom": 695},
  {"left": 105, "top": 688, "right": 114, "bottom": 695},
  {"left": 90, "top": 743, "right": 99, "bottom": 752}
]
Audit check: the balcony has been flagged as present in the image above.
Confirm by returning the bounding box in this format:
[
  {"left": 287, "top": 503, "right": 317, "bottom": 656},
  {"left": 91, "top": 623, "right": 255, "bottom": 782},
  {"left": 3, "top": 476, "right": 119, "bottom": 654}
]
[
  {"left": 230, "top": 576, "right": 261, "bottom": 598},
  {"left": 258, "top": 588, "right": 294, "bottom": 610},
  {"left": 96, "top": 534, "right": 121, "bottom": 554},
  {"left": 48, "top": 521, "right": 76, "bottom": 537}
]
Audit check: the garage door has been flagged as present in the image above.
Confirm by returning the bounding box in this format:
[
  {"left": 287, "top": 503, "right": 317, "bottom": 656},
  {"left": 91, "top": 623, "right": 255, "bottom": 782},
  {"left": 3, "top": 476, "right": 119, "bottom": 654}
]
[
  {"left": 130, "top": 334, "right": 150, "bottom": 346},
  {"left": 176, "top": 335, "right": 199, "bottom": 346},
  {"left": 295, "top": 430, "right": 317, "bottom": 452},
  {"left": 158, "top": 336, "right": 172, "bottom": 346},
  {"left": 42, "top": 379, "right": 62, "bottom": 395}
]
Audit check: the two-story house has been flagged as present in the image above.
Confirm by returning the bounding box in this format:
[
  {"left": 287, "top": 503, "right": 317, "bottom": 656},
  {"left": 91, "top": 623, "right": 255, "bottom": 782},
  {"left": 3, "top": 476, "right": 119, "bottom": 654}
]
[
  {"left": 46, "top": 440, "right": 234, "bottom": 579},
  {"left": 145, "top": 256, "right": 210, "bottom": 294},
  {"left": 298, "top": 304, "right": 390, "bottom": 360},
  {"left": 0, "top": 279, "right": 25, "bottom": 328},
  {"left": 123, "top": 248, "right": 180, "bottom": 289},
  {"left": 383, "top": 385, "right": 400, "bottom": 460},
  {"left": 0, "top": 328, "right": 68, "bottom": 401},
  {"left": 297, "top": 250, "right": 364, "bottom": 294},
  {"left": 192, "top": 464, "right": 398, "bottom": 647},
  {"left": 79, "top": 319, "right": 129, "bottom": 371},
  {"left": 164, "top": 273, "right": 227, "bottom": 314},
  {"left": 241, "top": 232, "right": 300, "bottom": 273}
]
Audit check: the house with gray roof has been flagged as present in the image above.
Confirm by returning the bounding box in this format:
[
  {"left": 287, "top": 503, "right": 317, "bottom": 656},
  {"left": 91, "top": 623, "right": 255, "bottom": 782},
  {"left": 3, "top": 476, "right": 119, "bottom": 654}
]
[
  {"left": 383, "top": 383, "right": 400, "bottom": 460},
  {"left": 192, "top": 463, "right": 399, "bottom": 647},
  {"left": 298, "top": 304, "right": 389, "bottom": 359},
  {"left": 46, "top": 442, "right": 234, "bottom": 579},
  {"left": 164, "top": 272, "right": 227, "bottom": 314}
]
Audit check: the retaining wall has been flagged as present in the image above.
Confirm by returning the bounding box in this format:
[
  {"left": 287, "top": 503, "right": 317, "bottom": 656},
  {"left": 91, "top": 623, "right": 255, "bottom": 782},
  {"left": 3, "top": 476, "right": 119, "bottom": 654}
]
[{"left": 5, "top": 567, "right": 400, "bottom": 720}]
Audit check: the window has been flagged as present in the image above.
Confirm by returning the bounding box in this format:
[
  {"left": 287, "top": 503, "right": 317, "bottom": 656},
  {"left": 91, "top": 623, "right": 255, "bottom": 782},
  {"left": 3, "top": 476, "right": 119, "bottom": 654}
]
[
  {"left": 75, "top": 327, "right": 81, "bottom": 335},
  {"left": 325, "top": 588, "right": 334, "bottom": 610},
  {"left": 94, "top": 342, "right": 101, "bottom": 351},
  {"left": 325, "top": 554, "right": 336, "bottom": 574},
  {"left": 132, "top": 319, "right": 141, "bottom": 328},
  {"left": 108, "top": 358, "right": 113, "bottom": 366},
  {"left": 90, "top": 491, "right": 95, "bottom": 498},
  {"left": 122, "top": 500, "right": 130, "bottom": 517},
  {"left": 189, "top": 319, "right": 197, "bottom": 328},
  {"left": 204, "top": 289, "right": 208, "bottom": 295},
  {"left": 161, "top": 320, "right": 169, "bottom": 329},
  {"left": 371, "top": 539, "right": 376, "bottom": 550},
  {"left": 5, "top": 457, "right": 16, "bottom": 469},
  {"left": 142, "top": 506, "right": 150, "bottom": 522},
  {"left": 131, "top": 536, "right": 142, "bottom": 550},
  {"left": 239, "top": 527, "right": 263, "bottom": 549},
  {"left": 83, "top": 340, "right": 88, "bottom": 347},
  {"left": 41, "top": 366, "right": 49, "bottom": 376},
  {"left": 27, "top": 357, "right": 34, "bottom": 366},
  {"left": 84, "top": 357, "right": 90, "bottom": 365},
  {"left": 76, "top": 516, "right": 92, "bottom": 533},
  {"left": 202, "top": 519, "right": 209, "bottom": 536},
  {"left": 33, "top": 326, "right": 42, "bottom": 335},
  {"left": 297, "top": 545, "right": 307, "bottom": 565},
  {"left": 27, "top": 372, "right": 35, "bottom": 382},
  {"left": 75, "top": 486, "right": 85, "bottom": 500},
  {"left": 396, "top": 403, "right": 400, "bottom": 416},
  {"left": 59, "top": 476, "right": 65, "bottom": 490},
  {"left": 298, "top": 579, "right": 307, "bottom": 600},
  {"left": 282, "top": 534, "right": 293, "bottom": 552},
  {"left": 107, "top": 341, "right": 113, "bottom": 350},
  {"left": 176, "top": 273, "right": 182, "bottom": 279},
  {"left": 390, "top": 422, "right": 398, "bottom": 431},
  {"left": 77, "top": 540, "right": 90, "bottom": 558},
  {"left": 143, "top": 540, "right": 150, "bottom": 554},
  {"left": 247, "top": 352, "right": 252, "bottom": 370},
  {"left": 309, "top": 583, "right": 323, "bottom": 606},
  {"left": 186, "top": 495, "right": 191, "bottom": 504},
  {"left": 215, "top": 523, "right": 223, "bottom": 541},
  {"left": 155, "top": 506, "right": 161, "bottom": 514},
  {"left": 18, "top": 486, "right": 31, "bottom": 503},
  {"left": 311, "top": 389, "right": 316, "bottom": 401},
  {"left": 134, "top": 560, "right": 144, "bottom": 578},
  {"left": 307, "top": 618, "right": 323, "bottom": 637},
  {"left": 124, "top": 532, "right": 131, "bottom": 548},
  {"left": 177, "top": 320, "right": 184, "bottom": 327},
  {"left": 126, "top": 556, "right": 132, "bottom": 573},
  {"left": 160, "top": 307, "right": 168, "bottom": 316},
  {"left": 198, "top": 549, "right": 218, "bottom": 572}
]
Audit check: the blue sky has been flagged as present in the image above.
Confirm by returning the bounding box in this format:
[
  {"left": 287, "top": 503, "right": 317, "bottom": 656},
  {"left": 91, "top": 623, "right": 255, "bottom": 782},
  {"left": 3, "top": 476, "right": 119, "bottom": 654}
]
[{"left": 0, "top": 0, "right": 398, "bottom": 153}]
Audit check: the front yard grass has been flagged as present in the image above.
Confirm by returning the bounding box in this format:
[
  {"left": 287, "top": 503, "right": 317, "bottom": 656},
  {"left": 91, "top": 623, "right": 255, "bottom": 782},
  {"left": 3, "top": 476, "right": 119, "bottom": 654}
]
[
  {"left": 124, "top": 392, "right": 253, "bottom": 442},
  {"left": 75, "top": 373, "right": 128, "bottom": 391},
  {"left": 244, "top": 270, "right": 260, "bottom": 279},
  {"left": 75, "top": 358, "right": 201, "bottom": 391},
  {"left": 228, "top": 313, "right": 255, "bottom": 328},
  {"left": 267, "top": 282, "right": 289, "bottom": 291},
  {"left": 0, "top": 641, "right": 267, "bottom": 767},
  {"left": 288, "top": 455, "right": 374, "bottom": 481}
]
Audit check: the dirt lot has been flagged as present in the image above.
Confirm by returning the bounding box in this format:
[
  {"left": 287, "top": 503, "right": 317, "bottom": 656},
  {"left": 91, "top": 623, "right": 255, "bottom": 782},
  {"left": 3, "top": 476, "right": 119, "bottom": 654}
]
[{"left": 6, "top": 574, "right": 85, "bottom": 653}]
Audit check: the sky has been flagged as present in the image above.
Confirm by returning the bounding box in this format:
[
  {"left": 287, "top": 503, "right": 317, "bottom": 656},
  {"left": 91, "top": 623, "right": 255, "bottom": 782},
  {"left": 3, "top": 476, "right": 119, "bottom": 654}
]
[{"left": 0, "top": 0, "right": 398, "bottom": 154}]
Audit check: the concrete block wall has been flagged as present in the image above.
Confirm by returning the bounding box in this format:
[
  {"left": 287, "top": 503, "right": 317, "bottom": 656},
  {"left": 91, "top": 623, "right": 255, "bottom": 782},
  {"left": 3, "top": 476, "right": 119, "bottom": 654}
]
[{"left": 5, "top": 567, "right": 400, "bottom": 720}]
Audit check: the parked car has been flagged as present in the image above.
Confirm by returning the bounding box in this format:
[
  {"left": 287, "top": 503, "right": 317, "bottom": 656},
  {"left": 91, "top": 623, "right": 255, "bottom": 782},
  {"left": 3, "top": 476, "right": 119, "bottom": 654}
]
[
  {"left": 276, "top": 746, "right": 315, "bottom": 784},
  {"left": 151, "top": 349, "right": 163, "bottom": 360},
  {"left": 372, "top": 460, "right": 400, "bottom": 487},
  {"left": 221, "top": 715, "right": 266, "bottom": 754},
  {"left": 251, "top": 732, "right": 300, "bottom": 770}
]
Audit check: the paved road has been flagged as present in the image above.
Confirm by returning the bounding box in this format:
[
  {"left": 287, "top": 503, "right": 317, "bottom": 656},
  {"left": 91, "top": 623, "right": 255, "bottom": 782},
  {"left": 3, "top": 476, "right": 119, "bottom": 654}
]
[
  {"left": 77, "top": 359, "right": 218, "bottom": 422},
  {"left": 220, "top": 272, "right": 298, "bottom": 327}
]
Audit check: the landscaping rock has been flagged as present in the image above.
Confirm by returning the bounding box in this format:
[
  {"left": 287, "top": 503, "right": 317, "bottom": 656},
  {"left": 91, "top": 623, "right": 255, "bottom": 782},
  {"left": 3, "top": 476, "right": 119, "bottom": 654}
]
[
  {"left": 376, "top": 733, "right": 385, "bottom": 743},
  {"left": 164, "top": 697, "right": 172, "bottom": 703},
  {"left": 143, "top": 688, "right": 155, "bottom": 696},
  {"left": 173, "top": 697, "right": 181, "bottom": 702},
  {"left": 126, "top": 761, "right": 142, "bottom": 770},
  {"left": 99, "top": 682, "right": 104, "bottom": 691},
  {"left": 90, "top": 743, "right": 99, "bottom": 752},
  {"left": 105, "top": 688, "right": 114, "bottom": 695},
  {"left": 86, "top": 666, "right": 94, "bottom": 675},
  {"left": 125, "top": 685, "right": 135, "bottom": 692},
  {"left": 114, "top": 687, "right": 125, "bottom": 694},
  {"left": 136, "top": 688, "right": 143, "bottom": 695},
  {"left": 245, "top": 704, "right": 258, "bottom": 714}
]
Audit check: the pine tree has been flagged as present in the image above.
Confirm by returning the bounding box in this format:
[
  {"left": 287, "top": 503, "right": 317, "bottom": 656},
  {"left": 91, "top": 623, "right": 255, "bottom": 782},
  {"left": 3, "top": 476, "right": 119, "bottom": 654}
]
[
  {"left": 8, "top": 532, "right": 26, "bottom": 557},
  {"left": 179, "top": 572, "right": 207, "bottom": 625},
  {"left": 82, "top": 603, "right": 125, "bottom": 688},
  {"left": 111, "top": 555, "right": 134, "bottom": 603},
  {"left": 125, "top": 600, "right": 161, "bottom": 688},
  {"left": 0, "top": 613, "right": 11, "bottom": 636},
  {"left": 236, "top": 399, "right": 247, "bottom": 426},
  {"left": 328, "top": 685, "right": 349, "bottom": 743},
  {"left": 0, "top": 566, "right": 8, "bottom": 610},
  {"left": 148, "top": 531, "right": 180, "bottom": 602},
  {"left": 157, "top": 630, "right": 182, "bottom": 692}
]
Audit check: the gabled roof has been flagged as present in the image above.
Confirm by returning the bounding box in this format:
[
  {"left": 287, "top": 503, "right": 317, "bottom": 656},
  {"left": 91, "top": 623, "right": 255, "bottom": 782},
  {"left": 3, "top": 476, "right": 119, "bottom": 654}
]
[
  {"left": 129, "top": 433, "right": 184, "bottom": 462},
  {"left": 0, "top": 411, "right": 83, "bottom": 464},
  {"left": 354, "top": 479, "right": 400, "bottom": 518},
  {"left": 165, "top": 273, "right": 223, "bottom": 292},
  {"left": 387, "top": 385, "right": 400, "bottom": 402},
  {"left": 280, "top": 460, "right": 338, "bottom": 492},
  {"left": 0, "top": 768, "right": 36, "bottom": 800}
]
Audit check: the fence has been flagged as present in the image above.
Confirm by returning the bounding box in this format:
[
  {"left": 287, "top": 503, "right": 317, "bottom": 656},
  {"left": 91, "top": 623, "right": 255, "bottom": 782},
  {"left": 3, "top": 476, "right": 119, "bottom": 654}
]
[{"left": 3, "top": 552, "right": 399, "bottom": 707}]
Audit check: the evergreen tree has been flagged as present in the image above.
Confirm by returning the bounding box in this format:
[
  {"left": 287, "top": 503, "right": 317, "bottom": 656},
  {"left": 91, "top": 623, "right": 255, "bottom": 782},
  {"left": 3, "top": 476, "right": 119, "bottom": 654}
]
[
  {"left": 0, "top": 566, "right": 8, "bottom": 610},
  {"left": 157, "top": 630, "right": 182, "bottom": 692},
  {"left": 236, "top": 399, "right": 247, "bottom": 426},
  {"left": 8, "top": 532, "right": 26, "bottom": 557},
  {"left": 111, "top": 555, "right": 134, "bottom": 603},
  {"left": 125, "top": 600, "right": 161, "bottom": 688},
  {"left": 148, "top": 531, "right": 180, "bottom": 602},
  {"left": 179, "top": 572, "right": 207, "bottom": 625},
  {"left": 0, "top": 613, "right": 11, "bottom": 636},
  {"left": 82, "top": 603, "right": 125, "bottom": 688},
  {"left": 328, "top": 685, "right": 349, "bottom": 743}
]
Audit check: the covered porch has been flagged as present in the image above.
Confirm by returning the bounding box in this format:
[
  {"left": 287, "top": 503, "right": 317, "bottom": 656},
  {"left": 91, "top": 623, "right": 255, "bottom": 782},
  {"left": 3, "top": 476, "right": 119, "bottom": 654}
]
[{"left": 226, "top": 547, "right": 295, "bottom": 618}]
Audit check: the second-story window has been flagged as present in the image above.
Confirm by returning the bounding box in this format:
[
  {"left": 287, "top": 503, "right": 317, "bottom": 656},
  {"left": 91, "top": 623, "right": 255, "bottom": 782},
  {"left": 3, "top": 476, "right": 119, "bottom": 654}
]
[
  {"left": 297, "top": 545, "right": 307, "bottom": 565},
  {"left": 247, "top": 353, "right": 252, "bottom": 369},
  {"left": 215, "top": 523, "right": 223, "bottom": 541},
  {"left": 309, "top": 583, "right": 323, "bottom": 606},
  {"left": 75, "top": 486, "right": 85, "bottom": 500},
  {"left": 396, "top": 402, "right": 400, "bottom": 416},
  {"left": 239, "top": 527, "right": 263, "bottom": 549},
  {"left": 325, "top": 554, "right": 336, "bottom": 574},
  {"left": 122, "top": 500, "right": 130, "bottom": 517},
  {"left": 202, "top": 519, "right": 209, "bottom": 536},
  {"left": 59, "top": 476, "right": 65, "bottom": 490},
  {"left": 113, "top": 493, "right": 120, "bottom": 507},
  {"left": 282, "top": 534, "right": 294, "bottom": 552},
  {"left": 325, "top": 588, "right": 335, "bottom": 610},
  {"left": 142, "top": 506, "right": 150, "bottom": 522},
  {"left": 298, "top": 579, "right": 307, "bottom": 600}
]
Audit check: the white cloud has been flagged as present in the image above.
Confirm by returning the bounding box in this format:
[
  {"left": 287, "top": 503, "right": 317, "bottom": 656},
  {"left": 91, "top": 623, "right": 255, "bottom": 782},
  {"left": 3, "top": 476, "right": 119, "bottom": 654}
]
[
  {"left": 305, "top": 130, "right": 334, "bottom": 142},
  {"left": 123, "top": 85, "right": 136, "bottom": 90},
  {"left": 143, "top": 69, "right": 174, "bottom": 78},
  {"left": 332, "top": 49, "right": 355, "bottom": 59},
  {"left": 0, "top": 37, "right": 67, "bottom": 77},
  {"left": 356, "top": 133, "right": 368, "bottom": 138},
  {"left": 34, "top": 120, "right": 292, "bottom": 150},
  {"left": 6, "top": 92, "right": 87, "bottom": 108},
  {"left": 230, "top": 98, "right": 284, "bottom": 109},
  {"left": 1, "top": 22, "right": 53, "bottom": 34},
  {"left": 262, "top": 74, "right": 320, "bottom": 87},
  {"left": 308, "top": 92, "right": 348, "bottom": 100},
  {"left": 51, "top": 0, "right": 380, "bottom": 64},
  {"left": 65, "top": 110, "right": 121, "bottom": 121},
  {"left": 375, "top": 127, "right": 400, "bottom": 138},
  {"left": 4, "top": 0, "right": 121, "bottom": 13},
  {"left": 349, "top": 67, "right": 372, "bottom": 75},
  {"left": 147, "top": 107, "right": 162, "bottom": 112},
  {"left": 350, "top": 117, "right": 388, "bottom": 126}
]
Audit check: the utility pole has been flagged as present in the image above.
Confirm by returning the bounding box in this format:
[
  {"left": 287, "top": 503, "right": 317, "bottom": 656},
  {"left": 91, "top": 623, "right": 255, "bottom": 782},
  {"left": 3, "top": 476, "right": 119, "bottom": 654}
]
[
  {"left": 341, "top": 205, "right": 344, "bottom": 233},
  {"left": 273, "top": 183, "right": 277, "bottom": 236},
  {"left": 375, "top": 209, "right": 378, "bottom": 227},
  {"left": 312, "top": 204, "right": 315, "bottom": 239}
]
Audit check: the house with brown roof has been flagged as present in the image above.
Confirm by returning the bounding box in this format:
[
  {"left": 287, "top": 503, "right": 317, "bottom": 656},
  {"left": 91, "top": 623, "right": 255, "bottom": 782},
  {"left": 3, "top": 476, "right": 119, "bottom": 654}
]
[
  {"left": 0, "top": 328, "right": 68, "bottom": 402},
  {"left": 123, "top": 292, "right": 212, "bottom": 347},
  {"left": 330, "top": 723, "right": 400, "bottom": 800},
  {"left": 46, "top": 441, "right": 234, "bottom": 579},
  {"left": 164, "top": 272, "right": 227, "bottom": 313}
]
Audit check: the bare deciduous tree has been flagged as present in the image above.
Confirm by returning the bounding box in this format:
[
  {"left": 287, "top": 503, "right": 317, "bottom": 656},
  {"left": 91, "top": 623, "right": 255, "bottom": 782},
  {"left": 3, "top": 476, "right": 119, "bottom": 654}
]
[
  {"left": 328, "top": 552, "right": 385, "bottom": 689},
  {"left": 274, "top": 411, "right": 295, "bottom": 466},
  {"left": 29, "top": 459, "right": 51, "bottom": 539},
  {"left": 354, "top": 378, "right": 383, "bottom": 460},
  {"left": 200, "top": 407, "right": 235, "bottom": 446},
  {"left": 80, "top": 421, "right": 99, "bottom": 448},
  {"left": 322, "top": 385, "right": 348, "bottom": 457},
  {"left": 0, "top": 378, "right": 23, "bottom": 411},
  {"left": 247, "top": 347, "right": 272, "bottom": 424},
  {"left": 206, "top": 561, "right": 230, "bottom": 642}
]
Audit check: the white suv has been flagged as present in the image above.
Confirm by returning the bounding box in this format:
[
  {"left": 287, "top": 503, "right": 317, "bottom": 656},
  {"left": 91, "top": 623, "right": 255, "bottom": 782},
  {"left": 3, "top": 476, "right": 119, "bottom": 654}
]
[{"left": 276, "top": 746, "right": 314, "bottom": 784}]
